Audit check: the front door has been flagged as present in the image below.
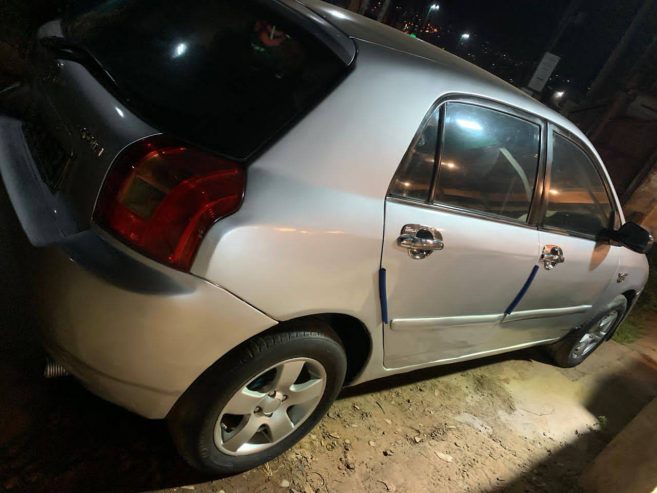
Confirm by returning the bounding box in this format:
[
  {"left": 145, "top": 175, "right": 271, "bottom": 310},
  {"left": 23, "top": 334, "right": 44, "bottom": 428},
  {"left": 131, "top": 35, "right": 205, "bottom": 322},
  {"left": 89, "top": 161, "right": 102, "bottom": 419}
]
[
  {"left": 506, "top": 130, "right": 621, "bottom": 339},
  {"left": 382, "top": 100, "right": 544, "bottom": 369}
]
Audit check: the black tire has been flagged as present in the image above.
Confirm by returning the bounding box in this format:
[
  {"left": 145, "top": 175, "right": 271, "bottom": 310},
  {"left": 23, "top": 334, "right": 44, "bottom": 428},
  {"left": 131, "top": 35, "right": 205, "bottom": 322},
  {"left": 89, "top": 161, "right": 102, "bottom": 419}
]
[
  {"left": 546, "top": 295, "right": 627, "bottom": 368},
  {"left": 167, "top": 320, "right": 347, "bottom": 475}
]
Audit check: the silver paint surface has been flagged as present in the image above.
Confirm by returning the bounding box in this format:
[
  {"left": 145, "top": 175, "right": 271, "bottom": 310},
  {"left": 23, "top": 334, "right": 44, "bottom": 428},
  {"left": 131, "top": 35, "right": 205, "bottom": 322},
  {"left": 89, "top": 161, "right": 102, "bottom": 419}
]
[{"left": 0, "top": 3, "right": 647, "bottom": 417}]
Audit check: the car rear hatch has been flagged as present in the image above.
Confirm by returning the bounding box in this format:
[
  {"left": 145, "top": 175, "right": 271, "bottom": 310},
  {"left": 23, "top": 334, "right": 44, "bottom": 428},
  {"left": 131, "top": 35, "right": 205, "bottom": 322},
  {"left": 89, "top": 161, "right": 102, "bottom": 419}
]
[
  {"left": 6, "top": 21, "right": 158, "bottom": 245},
  {"left": 1, "top": 0, "right": 355, "bottom": 246}
]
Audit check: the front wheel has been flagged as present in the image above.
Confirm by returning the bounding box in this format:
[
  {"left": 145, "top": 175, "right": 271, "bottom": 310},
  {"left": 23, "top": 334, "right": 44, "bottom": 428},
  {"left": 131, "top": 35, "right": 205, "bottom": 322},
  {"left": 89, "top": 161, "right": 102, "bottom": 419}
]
[
  {"left": 168, "top": 322, "right": 347, "bottom": 474},
  {"left": 546, "top": 296, "right": 627, "bottom": 368}
]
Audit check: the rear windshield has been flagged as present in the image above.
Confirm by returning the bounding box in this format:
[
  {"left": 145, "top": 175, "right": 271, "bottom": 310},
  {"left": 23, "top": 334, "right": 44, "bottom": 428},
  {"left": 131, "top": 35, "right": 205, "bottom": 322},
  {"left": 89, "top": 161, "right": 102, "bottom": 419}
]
[{"left": 63, "top": 0, "right": 349, "bottom": 161}]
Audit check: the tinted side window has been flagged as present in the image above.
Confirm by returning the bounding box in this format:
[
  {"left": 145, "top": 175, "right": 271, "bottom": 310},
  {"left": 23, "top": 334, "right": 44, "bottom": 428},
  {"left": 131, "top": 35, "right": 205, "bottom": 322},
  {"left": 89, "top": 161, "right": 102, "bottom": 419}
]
[
  {"left": 543, "top": 134, "right": 613, "bottom": 237},
  {"left": 389, "top": 107, "right": 440, "bottom": 201},
  {"left": 434, "top": 103, "right": 540, "bottom": 221}
]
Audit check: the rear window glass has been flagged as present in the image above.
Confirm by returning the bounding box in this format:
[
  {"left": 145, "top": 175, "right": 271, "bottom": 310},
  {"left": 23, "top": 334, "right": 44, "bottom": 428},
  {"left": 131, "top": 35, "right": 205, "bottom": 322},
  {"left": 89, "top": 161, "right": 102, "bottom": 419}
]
[
  {"left": 434, "top": 103, "right": 540, "bottom": 221},
  {"left": 64, "top": 0, "right": 348, "bottom": 161}
]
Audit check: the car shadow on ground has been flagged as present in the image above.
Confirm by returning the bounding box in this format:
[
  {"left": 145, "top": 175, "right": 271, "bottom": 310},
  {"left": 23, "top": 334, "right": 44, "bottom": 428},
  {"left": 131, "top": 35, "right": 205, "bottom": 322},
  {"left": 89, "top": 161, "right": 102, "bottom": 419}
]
[
  {"left": 345, "top": 343, "right": 657, "bottom": 493},
  {"left": 485, "top": 353, "right": 657, "bottom": 493},
  {"left": 1, "top": 179, "right": 656, "bottom": 493}
]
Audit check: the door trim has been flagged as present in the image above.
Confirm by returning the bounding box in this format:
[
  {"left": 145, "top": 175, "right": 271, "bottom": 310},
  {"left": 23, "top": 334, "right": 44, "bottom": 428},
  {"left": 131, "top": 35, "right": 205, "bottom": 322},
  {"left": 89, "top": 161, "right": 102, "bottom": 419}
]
[
  {"left": 390, "top": 313, "right": 503, "bottom": 331},
  {"left": 389, "top": 305, "right": 592, "bottom": 331},
  {"left": 503, "top": 305, "right": 592, "bottom": 323}
]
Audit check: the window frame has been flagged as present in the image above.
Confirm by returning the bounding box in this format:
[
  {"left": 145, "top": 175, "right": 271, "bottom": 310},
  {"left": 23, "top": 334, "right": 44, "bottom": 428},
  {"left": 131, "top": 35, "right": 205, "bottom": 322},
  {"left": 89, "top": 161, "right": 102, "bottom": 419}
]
[
  {"left": 539, "top": 123, "right": 622, "bottom": 241},
  {"left": 387, "top": 95, "right": 548, "bottom": 231}
]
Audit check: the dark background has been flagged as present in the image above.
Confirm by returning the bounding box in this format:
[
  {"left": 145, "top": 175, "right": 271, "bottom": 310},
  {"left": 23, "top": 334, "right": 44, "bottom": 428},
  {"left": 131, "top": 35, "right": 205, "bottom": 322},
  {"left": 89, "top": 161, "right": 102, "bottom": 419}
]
[
  {"left": 1, "top": 1, "right": 657, "bottom": 492},
  {"left": 330, "top": 0, "right": 657, "bottom": 101}
]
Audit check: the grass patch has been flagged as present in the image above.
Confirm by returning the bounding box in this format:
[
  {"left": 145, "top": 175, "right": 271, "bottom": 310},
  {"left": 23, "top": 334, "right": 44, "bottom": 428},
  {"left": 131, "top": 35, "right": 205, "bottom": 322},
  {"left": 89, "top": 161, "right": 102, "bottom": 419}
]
[
  {"left": 614, "top": 318, "right": 644, "bottom": 344},
  {"left": 614, "top": 248, "right": 657, "bottom": 344}
]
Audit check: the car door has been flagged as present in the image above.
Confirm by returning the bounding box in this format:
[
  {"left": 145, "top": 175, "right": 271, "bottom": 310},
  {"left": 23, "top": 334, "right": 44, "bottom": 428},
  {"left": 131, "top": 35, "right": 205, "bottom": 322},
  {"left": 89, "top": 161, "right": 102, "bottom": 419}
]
[
  {"left": 505, "top": 127, "right": 621, "bottom": 339},
  {"left": 382, "top": 99, "right": 544, "bottom": 369}
]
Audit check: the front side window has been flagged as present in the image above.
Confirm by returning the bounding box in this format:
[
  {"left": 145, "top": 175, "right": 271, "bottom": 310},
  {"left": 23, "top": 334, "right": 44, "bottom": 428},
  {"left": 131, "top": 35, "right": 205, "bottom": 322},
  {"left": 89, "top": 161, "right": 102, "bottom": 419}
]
[
  {"left": 434, "top": 103, "right": 541, "bottom": 221},
  {"left": 543, "top": 134, "right": 614, "bottom": 237}
]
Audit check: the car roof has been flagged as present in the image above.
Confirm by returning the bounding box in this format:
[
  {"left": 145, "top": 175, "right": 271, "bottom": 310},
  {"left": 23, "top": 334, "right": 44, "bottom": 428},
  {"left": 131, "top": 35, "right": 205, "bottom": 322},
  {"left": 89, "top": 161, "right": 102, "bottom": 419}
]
[
  {"left": 293, "top": 1, "right": 625, "bottom": 218},
  {"left": 297, "top": 0, "right": 584, "bottom": 138}
]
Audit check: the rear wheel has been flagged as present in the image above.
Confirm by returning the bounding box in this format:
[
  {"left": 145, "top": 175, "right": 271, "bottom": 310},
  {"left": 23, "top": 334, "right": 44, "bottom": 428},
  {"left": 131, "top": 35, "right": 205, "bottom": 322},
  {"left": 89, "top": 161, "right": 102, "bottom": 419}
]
[
  {"left": 168, "top": 322, "right": 347, "bottom": 474},
  {"left": 546, "top": 296, "right": 627, "bottom": 368}
]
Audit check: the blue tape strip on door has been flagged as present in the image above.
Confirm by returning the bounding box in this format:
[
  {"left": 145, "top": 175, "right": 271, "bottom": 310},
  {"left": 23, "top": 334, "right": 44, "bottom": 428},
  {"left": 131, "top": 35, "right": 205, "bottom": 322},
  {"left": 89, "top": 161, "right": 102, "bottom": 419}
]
[
  {"left": 379, "top": 268, "right": 389, "bottom": 324},
  {"left": 504, "top": 264, "right": 540, "bottom": 315}
]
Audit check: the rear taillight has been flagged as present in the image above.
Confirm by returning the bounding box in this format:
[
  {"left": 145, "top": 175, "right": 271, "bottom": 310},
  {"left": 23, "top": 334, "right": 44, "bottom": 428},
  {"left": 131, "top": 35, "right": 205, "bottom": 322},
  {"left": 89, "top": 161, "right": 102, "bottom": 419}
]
[{"left": 94, "top": 136, "right": 245, "bottom": 271}]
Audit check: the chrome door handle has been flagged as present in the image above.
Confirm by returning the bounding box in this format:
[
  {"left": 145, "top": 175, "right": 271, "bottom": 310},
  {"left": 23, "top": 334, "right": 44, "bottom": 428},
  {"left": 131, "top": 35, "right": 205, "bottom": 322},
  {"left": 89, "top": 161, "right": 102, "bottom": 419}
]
[
  {"left": 541, "top": 244, "right": 564, "bottom": 270},
  {"left": 398, "top": 224, "right": 444, "bottom": 260},
  {"left": 398, "top": 235, "right": 444, "bottom": 250}
]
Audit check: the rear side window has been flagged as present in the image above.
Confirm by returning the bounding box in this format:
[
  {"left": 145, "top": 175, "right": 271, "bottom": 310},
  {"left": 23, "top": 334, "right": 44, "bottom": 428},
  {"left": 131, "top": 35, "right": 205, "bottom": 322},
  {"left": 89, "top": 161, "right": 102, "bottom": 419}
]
[
  {"left": 434, "top": 103, "right": 540, "bottom": 221},
  {"left": 388, "top": 107, "right": 440, "bottom": 201},
  {"left": 543, "top": 134, "right": 614, "bottom": 237},
  {"left": 389, "top": 101, "right": 541, "bottom": 223},
  {"left": 64, "top": 0, "right": 348, "bottom": 161}
]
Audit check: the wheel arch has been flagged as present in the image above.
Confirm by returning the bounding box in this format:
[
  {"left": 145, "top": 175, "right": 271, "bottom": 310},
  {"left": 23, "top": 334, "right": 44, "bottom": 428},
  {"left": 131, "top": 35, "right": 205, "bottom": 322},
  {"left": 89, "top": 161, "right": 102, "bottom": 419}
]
[
  {"left": 173, "top": 312, "right": 373, "bottom": 416},
  {"left": 621, "top": 289, "right": 638, "bottom": 307},
  {"left": 239, "top": 313, "right": 372, "bottom": 385},
  {"left": 604, "top": 290, "right": 636, "bottom": 341},
  {"left": 303, "top": 313, "right": 373, "bottom": 385}
]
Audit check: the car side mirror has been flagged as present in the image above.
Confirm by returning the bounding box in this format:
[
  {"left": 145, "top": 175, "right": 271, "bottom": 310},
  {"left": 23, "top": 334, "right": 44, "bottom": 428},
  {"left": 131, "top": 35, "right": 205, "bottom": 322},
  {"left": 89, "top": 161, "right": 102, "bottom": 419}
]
[{"left": 607, "top": 222, "right": 654, "bottom": 254}]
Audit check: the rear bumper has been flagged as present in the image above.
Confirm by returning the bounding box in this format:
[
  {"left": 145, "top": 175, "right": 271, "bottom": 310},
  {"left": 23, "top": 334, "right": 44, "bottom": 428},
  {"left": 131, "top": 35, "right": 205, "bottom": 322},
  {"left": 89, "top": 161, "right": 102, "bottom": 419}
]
[
  {"left": 43, "top": 337, "right": 184, "bottom": 418},
  {"left": 1, "top": 114, "right": 277, "bottom": 418},
  {"left": 35, "top": 236, "right": 277, "bottom": 419}
]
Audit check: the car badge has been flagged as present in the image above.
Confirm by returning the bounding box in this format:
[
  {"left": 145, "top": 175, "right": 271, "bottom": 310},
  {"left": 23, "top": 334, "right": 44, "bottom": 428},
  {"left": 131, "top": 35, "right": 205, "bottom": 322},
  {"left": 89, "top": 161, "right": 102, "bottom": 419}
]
[{"left": 79, "top": 127, "right": 105, "bottom": 157}]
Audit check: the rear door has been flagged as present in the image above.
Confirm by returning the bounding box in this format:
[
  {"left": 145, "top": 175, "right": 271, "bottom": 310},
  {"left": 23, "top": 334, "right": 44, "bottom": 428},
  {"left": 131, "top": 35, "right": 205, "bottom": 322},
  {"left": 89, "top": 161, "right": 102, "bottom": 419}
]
[
  {"left": 382, "top": 99, "right": 544, "bottom": 369},
  {"left": 506, "top": 127, "right": 621, "bottom": 339}
]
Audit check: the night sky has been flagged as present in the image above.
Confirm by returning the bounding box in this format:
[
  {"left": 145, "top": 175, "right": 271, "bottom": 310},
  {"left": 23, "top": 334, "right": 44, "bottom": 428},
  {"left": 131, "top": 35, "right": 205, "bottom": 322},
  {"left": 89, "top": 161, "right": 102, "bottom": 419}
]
[
  {"left": 414, "top": 0, "right": 571, "bottom": 56},
  {"left": 385, "top": 0, "right": 571, "bottom": 54},
  {"left": 334, "top": 0, "right": 656, "bottom": 99}
]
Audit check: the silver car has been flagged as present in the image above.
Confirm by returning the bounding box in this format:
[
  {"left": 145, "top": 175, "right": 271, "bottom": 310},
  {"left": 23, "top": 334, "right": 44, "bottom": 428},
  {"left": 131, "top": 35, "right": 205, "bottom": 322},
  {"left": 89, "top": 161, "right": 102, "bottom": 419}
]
[{"left": 0, "top": 0, "right": 652, "bottom": 474}]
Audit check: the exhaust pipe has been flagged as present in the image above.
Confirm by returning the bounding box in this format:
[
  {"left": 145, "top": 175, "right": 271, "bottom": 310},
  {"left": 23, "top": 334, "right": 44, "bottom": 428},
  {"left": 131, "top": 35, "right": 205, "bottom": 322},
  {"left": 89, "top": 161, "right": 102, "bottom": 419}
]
[{"left": 44, "top": 356, "right": 69, "bottom": 378}]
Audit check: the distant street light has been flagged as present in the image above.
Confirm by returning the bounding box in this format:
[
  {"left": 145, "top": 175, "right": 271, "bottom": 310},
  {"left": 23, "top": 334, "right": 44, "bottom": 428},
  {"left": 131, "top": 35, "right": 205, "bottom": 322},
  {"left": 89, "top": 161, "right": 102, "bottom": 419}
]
[
  {"left": 554, "top": 90, "right": 566, "bottom": 99},
  {"left": 420, "top": 3, "right": 440, "bottom": 34},
  {"left": 460, "top": 32, "right": 471, "bottom": 42}
]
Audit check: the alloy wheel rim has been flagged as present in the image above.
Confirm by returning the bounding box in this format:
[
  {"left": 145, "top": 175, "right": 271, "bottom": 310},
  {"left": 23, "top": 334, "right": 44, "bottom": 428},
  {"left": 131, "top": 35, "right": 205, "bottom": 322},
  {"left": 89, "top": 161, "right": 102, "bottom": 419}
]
[
  {"left": 214, "top": 357, "right": 327, "bottom": 456},
  {"left": 570, "top": 310, "right": 619, "bottom": 360}
]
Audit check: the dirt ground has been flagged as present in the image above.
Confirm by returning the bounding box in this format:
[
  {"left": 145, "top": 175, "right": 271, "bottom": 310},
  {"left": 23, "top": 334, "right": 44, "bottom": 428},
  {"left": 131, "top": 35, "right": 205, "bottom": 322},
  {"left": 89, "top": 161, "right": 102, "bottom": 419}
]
[
  {"left": 153, "top": 342, "right": 657, "bottom": 493},
  {"left": 1, "top": 182, "right": 657, "bottom": 493}
]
